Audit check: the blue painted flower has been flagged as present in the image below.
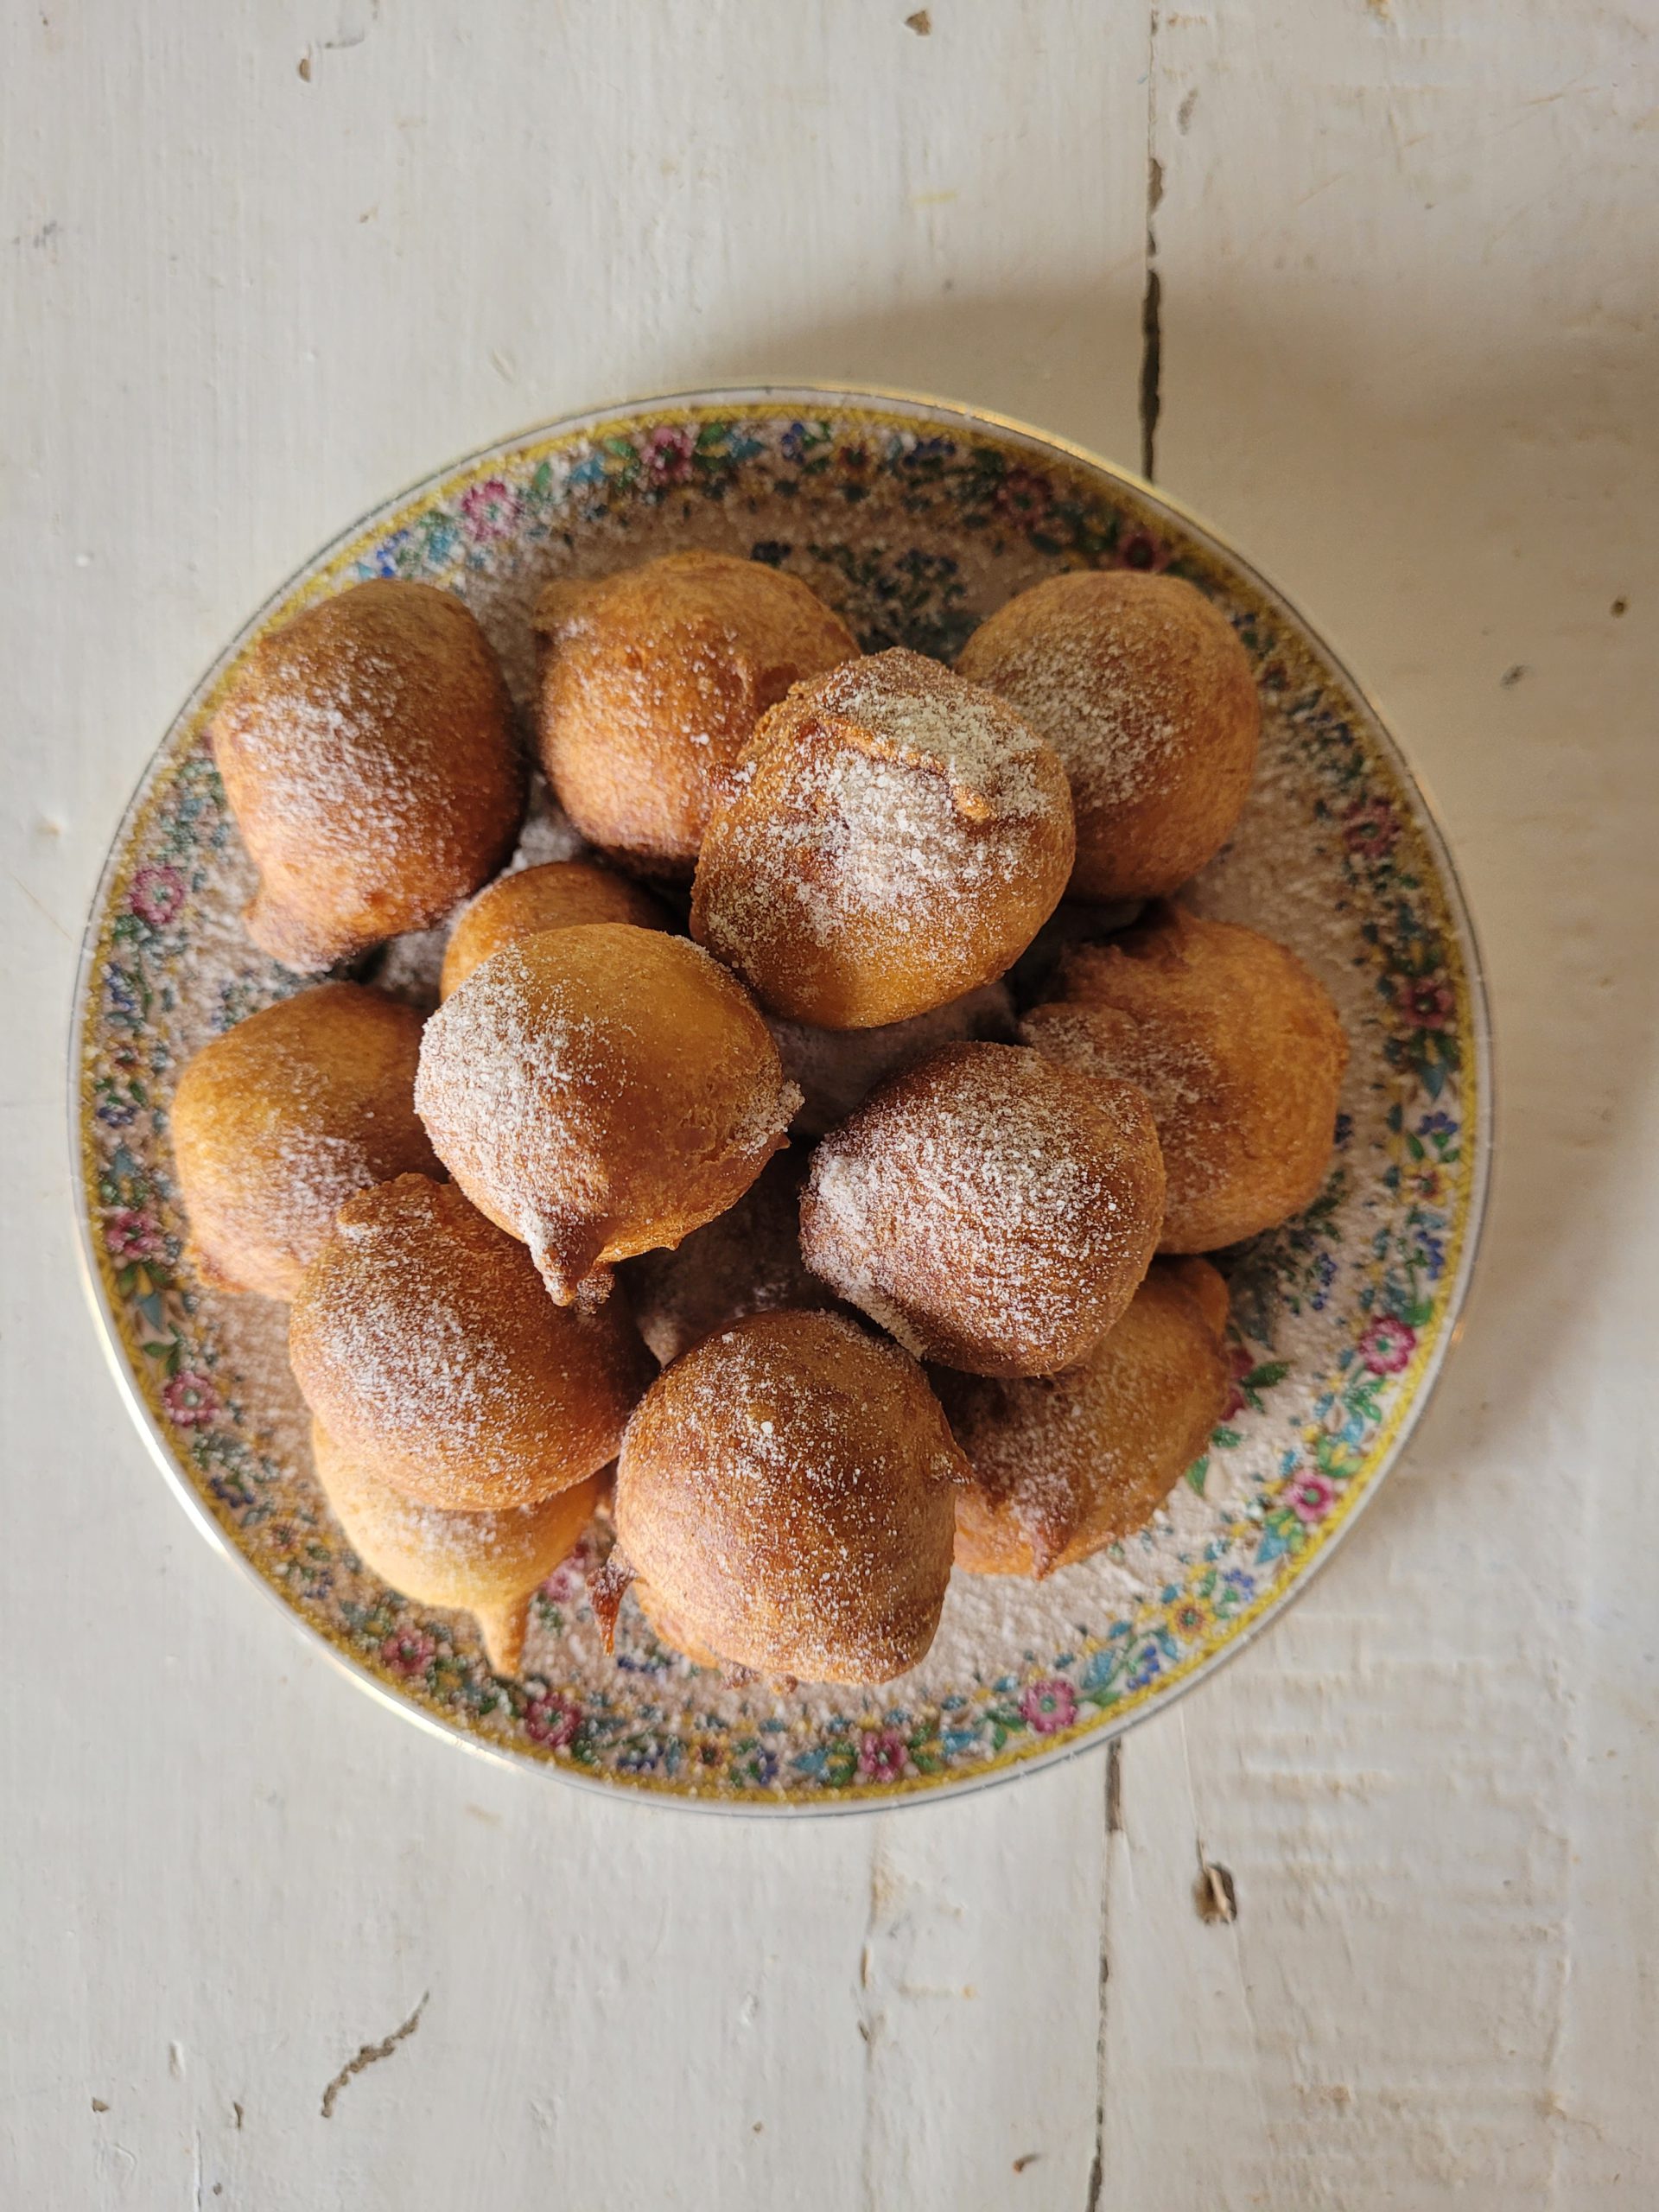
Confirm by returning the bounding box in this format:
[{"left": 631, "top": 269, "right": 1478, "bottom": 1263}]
[{"left": 779, "top": 421, "right": 810, "bottom": 463}]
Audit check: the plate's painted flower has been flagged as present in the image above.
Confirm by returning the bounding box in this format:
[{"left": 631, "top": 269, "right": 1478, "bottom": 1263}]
[
  {"left": 1117, "top": 528, "right": 1169, "bottom": 572},
  {"left": 1287, "top": 1471, "right": 1338, "bottom": 1524},
  {"left": 162, "top": 1369, "right": 218, "bottom": 1428},
  {"left": 1359, "top": 1314, "right": 1416, "bottom": 1374},
  {"left": 523, "top": 1694, "right": 582, "bottom": 1748},
  {"left": 995, "top": 467, "right": 1052, "bottom": 526},
  {"left": 130, "top": 864, "right": 186, "bottom": 928},
  {"left": 1222, "top": 1343, "right": 1257, "bottom": 1421},
  {"left": 381, "top": 1626, "right": 435, "bottom": 1676},
  {"left": 540, "top": 1557, "right": 588, "bottom": 1607},
  {"left": 858, "top": 1728, "right": 909, "bottom": 1783},
  {"left": 532, "top": 1689, "right": 593, "bottom": 1743},
  {"left": 1167, "top": 1597, "right": 1214, "bottom": 1643},
  {"left": 1395, "top": 972, "right": 1455, "bottom": 1032},
  {"left": 641, "top": 425, "right": 696, "bottom": 486},
  {"left": 1343, "top": 795, "right": 1399, "bottom": 862},
  {"left": 105, "top": 1207, "right": 162, "bottom": 1262},
  {"left": 459, "top": 477, "right": 519, "bottom": 541},
  {"left": 1020, "top": 1678, "right": 1077, "bottom": 1734}
]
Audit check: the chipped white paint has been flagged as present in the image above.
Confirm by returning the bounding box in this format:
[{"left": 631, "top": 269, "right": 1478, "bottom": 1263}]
[{"left": 3, "top": 3, "right": 1655, "bottom": 2205}]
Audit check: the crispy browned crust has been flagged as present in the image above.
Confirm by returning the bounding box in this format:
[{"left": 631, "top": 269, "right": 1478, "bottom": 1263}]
[
  {"left": 289, "top": 1175, "right": 649, "bottom": 1511},
  {"left": 212, "top": 580, "right": 524, "bottom": 968},
  {"left": 415, "top": 923, "right": 800, "bottom": 1303},
  {"left": 440, "top": 860, "right": 671, "bottom": 999},
  {"left": 690, "top": 649, "right": 1075, "bottom": 1029},
  {"left": 957, "top": 569, "right": 1259, "bottom": 902},
  {"left": 942, "top": 1260, "right": 1230, "bottom": 1577},
  {"left": 533, "top": 550, "right": 857, "bottom": 878},
  {"left": 1023, "top": 901, "right": 1349, "bottom": 1252},
  {"left": 615, "top": 1311, "right": 965, "bottom": 1683},
  {"left": 311, "top": 1421, "right": 602, "bottom": 1613},
  {"left": 172, "top": 982, "right": 439, "bottom": 1301},
  {"left": 799, "top": 1041, "right": 1165, "bottom": 1378}
]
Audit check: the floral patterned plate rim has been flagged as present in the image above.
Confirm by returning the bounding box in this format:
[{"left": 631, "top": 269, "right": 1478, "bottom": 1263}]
[{"left": 70, "top": 385, "right": 1491, "bottom": 1813}]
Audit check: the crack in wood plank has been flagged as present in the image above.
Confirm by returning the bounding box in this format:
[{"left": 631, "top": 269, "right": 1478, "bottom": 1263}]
[
  {"left": 1085, "top": 1749, "right": 1115, "bottom": 2212},
  {"left": 1140, "top": 9, "right": 1164, "bottom": 481},
  {"left": 319, "top": 1993, "right": 429, "bottom": 2120}
]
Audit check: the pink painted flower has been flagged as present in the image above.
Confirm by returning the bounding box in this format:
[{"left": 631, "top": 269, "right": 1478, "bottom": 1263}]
[
  {"left": 539, "top": 1559, "right": 585, "bottom": 1607},
  {"left": 995, "top": 467, "right": 1052, "bottom": 526},
  {"left": 1288, "top": 1471, "right": 1338, "bottom": 1524},
  {"left": 524, "top": 1694, "right": 582, "bottom": 1748},
  {"left": 1395, "top": 973, "right": 1455, "bottom": 1032},
  {"left": 105, "top": 1208, "right": 162, "bottom": 1262},
  {"left": 641, "top": 424, "right": 696, "bottom": 487},
  {"left": 1222, "top": 1343, "right": 1256, "bottom": 1421},
  {"left": 857, "top": 1728, "right": 909, "bottom": 1783},
  {"left": 1360, "top": 1315, "right": 1416, "bottom": 1375},
  {"left": 1020, "top": 1678, "right": 1077, "bottom": 1734},
  {"left": 1117, "top": 530, "right": 1170, "bottom": 573},
  {"left": 1343, "top": 795, "right": 1399, "bottom": 863},
  {"left": 459, "top": 476, "right": 519, "bottom": 540},
  {"left": 162, "top": 1369, "right": 219, "bottom": 1428},
  {"left": 130, "top": 864, "right": 186, "bottom": 928},
  {"left": 381, "top": 1627, "right": 435, "bottom": 1676}
]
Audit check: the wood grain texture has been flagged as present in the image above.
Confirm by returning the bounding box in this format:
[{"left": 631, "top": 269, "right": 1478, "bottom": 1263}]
[{"left": 3, "top": 3, "right": 1654, "bottom": 2205}]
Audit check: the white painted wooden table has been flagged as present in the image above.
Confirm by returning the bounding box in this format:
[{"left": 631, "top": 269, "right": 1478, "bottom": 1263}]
[{"left": 5, "top": 6, "right": 1656, "bottom": 2204}]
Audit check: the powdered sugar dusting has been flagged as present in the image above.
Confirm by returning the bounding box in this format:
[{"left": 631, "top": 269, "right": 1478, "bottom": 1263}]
[
  {"left": 619, "top": 1312, "right": 960, "bottom": 1683},
  {"left": 699, "top": 649, "right": 1070, "bottom": 950},
  {"left": 802, "top": 1042, "right": 1163, "bottom": 1373}
]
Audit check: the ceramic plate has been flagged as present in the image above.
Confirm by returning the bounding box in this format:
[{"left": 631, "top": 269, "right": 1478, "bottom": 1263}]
[{"left": 71, "top": 387, "right": 1490, "bottom": 1810}]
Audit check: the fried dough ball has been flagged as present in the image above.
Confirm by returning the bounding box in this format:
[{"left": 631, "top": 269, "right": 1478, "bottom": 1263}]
[
  {"left": 1021, "top": 902, "right": 1348, "bottom": 1252},
  {"left": 212, "top": 580, "right": 524, "bottom": 969},
  {"left": 172, "top": 982, "right": 439, "bottom": 1300},
  {"left": 957, "top": 569, "right": 1259, "bottom": 901},
  {"left": 690, "top": 649, "right": 1074, "bottom": 1029},
  {"left": 767, "top": 980, "right": 1016, "bottom": 1138},
  {"left": 800, "top": 1041, "right": 1165, "bottom": 1377},
  {"left": 631, "top": 1579, "right": 729, "bottom": 1672},
  {"left": 439, "top": 859, "right": 671, "bottom": 998},
  {"left": 533, "top": 550, "right": 857, "bottom": 878},
  {"left": 416, "top": 923, "right": 798, "bottom": 1304},
  {"left": 289, "top": 1174, "right": 647, "bottom": 1511},
  {"left": 626, "top": 1148, "right": 843, "bottom": 1366},
  {"left": 312, "top": 1421, "right": 603, "bottom": 1675},
  {"left": 615, "top": 1311, "right": 965, "bottom": 1683},
  {"left": 939, "top": 1259, "right": 1231, "bottom": 1578}
]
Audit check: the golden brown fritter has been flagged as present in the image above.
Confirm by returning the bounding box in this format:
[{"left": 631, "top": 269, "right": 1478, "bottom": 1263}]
[
  {"left": 212, "top": 580, "right": 523, "bottom": 968},
  {"left": 942, "top": 1259, "right": 1232, "bottom": 1577},
  {"left": 440, "top": 859, "right": 671, "bottom": 998},
  {"left": 289, "top": 1174, "right": 647, "bottom": 1511},
  {"left": 691, "top": 649, "right": 1074, "bottom": 1028},
  {"left": 534, "top": 550, "right": 856, "bottom": 877},
  {"left": 416, "top": 923, "right": 799, "bottom": 1304},
  {"left": 615, "top": 1310, "right": 965, "bottom": 1683},
  {"left": 172, "top": 982, "right": 438, "bottom": 1300},
  {"left": 1022, "top": 902, "right": 1347, "bottom": 1251},
  {"left": 957, "top": 569, "right": 1258, "bottom": 901},
  {"left": 800, "top": 1041, "right": 1165, "bottom": 1377}
]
